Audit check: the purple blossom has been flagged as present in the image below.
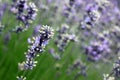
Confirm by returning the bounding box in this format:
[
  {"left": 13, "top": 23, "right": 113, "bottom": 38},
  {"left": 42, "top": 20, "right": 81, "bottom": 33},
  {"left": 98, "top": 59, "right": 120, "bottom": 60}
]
[
  {"left": 19, "top": 25, "right": 54, "bottom": 70},
  {"left": 11, "top": 0, "right": 38, "bottom": 32},
  {"left": 85, "top": 39, "right": 110, "bottom": 61},
  {"left": 67, "top": 59, "right": 87, "bottom": 78}
]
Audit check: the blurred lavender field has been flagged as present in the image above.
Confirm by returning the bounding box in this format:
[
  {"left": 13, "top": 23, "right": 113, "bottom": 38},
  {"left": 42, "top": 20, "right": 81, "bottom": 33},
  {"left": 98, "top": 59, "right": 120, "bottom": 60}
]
[{"left": 0, "top": 0, "right": 120, "bottom": 80}]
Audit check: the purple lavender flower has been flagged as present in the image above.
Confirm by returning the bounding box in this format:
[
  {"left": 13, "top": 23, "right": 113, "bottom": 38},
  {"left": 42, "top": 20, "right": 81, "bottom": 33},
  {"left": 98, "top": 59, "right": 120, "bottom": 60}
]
[
  {"left": 54, "top": 24, "right": 77, "bottom": 52},
  {"left": 85, "top": 39, "right": 110, "bottom": 61},
  {"left": 55, "top": 24, "right": 69, "bottom": 45},
  {"left": 19, "top": 25, "right": 54, "bottom": 70},
  {"left": 82, "top": 3, "right": 101, "bottom": 28},
  {"left": 11, "top": 0, "right": 38, "bottom": 32},
  {"left": 67, "top": 59, "right": 87, "bottom": 78},
  {"left": 69, "top": 0, "right": 75, "bottom": 7}
]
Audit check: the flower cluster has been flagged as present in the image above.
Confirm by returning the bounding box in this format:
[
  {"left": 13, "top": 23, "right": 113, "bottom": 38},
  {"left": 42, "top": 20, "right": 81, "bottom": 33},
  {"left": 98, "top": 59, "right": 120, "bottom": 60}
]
[
  {"left": 11, "top": 0, "right": 38, "bottom": 32},
  {"left": 80, "top": 2, "right": 101, "bottom": 31},
  {"left": 82, "top": 22, "right": 120, "bottom": 62},
  {"left": 1, "top": 0, "right": 120, "bottom": 80},
  {"left": 55, "top": 24, "right": 77, "bottom": 52},
  {"left": 73, "top": 0, "right": 120, "bottom": 63},
  {"left": 84, "top": 38, "right": 111, "bottom": 61},
  {"left": 18, "top": 25, "right": 54, "bottom": 70},
  {"left": 67, "top": 59, "right": 87, "bottom": 79}
]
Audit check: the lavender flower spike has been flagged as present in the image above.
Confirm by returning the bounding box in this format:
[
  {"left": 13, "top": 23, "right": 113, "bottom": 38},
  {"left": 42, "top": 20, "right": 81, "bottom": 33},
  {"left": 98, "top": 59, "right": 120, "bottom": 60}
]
[{"left": 19, "top": 25, "right": 54, "bottom": 70}]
